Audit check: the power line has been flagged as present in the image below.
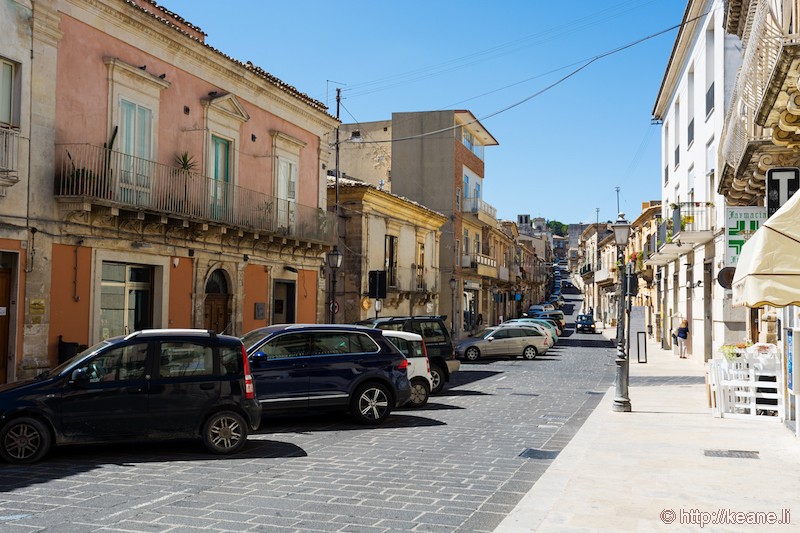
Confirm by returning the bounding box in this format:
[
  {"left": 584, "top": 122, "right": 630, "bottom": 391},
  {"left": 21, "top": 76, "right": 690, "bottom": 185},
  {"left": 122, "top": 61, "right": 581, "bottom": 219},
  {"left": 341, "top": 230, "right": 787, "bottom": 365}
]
[{"left": 348, "top": 8, "right": 714, "bottom": 146}]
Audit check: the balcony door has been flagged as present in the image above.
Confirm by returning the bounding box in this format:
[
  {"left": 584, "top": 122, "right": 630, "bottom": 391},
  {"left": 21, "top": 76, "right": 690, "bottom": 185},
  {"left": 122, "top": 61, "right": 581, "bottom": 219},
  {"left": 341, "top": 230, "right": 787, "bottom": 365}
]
[
  {"left": 119, "top": 99, "right": 152, "bottom": 205},
  {"left": 276, "top": 158, "right": 297, "bottom": 233},
  {"left": 210, "top": 136, "right": 230, "bottom": 220}
]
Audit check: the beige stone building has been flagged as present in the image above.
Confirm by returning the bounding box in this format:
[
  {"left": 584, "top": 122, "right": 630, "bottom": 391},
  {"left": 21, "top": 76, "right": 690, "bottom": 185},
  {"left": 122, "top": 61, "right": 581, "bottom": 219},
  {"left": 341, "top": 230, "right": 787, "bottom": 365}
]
[{"left": 326, "top": 177, "right": 446, "bottom": 323}]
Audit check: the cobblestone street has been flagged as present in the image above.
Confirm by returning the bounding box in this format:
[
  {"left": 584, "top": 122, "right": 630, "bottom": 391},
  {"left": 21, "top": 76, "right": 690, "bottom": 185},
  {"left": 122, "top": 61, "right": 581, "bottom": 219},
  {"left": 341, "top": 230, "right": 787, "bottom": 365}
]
[{"left": 1, "top": 300, "right": 619, "bottom": 533}]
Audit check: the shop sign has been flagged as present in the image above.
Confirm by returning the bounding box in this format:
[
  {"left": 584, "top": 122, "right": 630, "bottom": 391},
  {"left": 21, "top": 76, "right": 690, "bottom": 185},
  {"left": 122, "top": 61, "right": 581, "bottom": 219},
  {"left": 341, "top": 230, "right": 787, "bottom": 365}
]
[
  {"left": 766, "top": 167, "right": 800, "bottom": 217},
  {"left": 725, "top": 207, "right": 768, "bottom": 267}
]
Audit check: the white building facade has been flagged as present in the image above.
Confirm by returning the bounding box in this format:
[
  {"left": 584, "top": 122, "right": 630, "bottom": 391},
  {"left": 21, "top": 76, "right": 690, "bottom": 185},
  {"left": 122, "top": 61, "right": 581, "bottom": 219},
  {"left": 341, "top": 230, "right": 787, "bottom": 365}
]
[{"left": 650, "top": 0, "right": 745, "bottom": 361}]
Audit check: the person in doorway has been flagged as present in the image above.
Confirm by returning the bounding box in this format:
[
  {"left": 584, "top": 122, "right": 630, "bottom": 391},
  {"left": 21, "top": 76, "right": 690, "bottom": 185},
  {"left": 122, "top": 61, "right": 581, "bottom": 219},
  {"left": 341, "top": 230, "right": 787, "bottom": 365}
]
[
  {"left": 676, "top": 320, "right": 689, "bottom": 358},
  {"left": 476, "top": 313, "right": 483, "bottom": 327}
]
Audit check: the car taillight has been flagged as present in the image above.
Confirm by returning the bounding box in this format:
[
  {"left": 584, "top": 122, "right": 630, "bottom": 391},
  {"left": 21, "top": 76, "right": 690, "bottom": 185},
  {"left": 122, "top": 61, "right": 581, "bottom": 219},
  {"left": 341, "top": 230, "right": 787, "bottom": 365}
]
[
  {"left": 241, "top": 345, "right": 255, "bottom": 400},
  {"left": 396, "top": 358, "right": 408, "bottom": 371},
  {"left": 425, "top": 356, "right": 430, "bottom": 373}
]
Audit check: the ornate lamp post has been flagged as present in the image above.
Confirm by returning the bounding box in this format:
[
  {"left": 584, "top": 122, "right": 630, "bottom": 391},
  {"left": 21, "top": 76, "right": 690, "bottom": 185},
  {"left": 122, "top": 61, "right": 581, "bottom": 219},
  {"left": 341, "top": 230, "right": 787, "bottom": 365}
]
[
  {"left": 611, "top": 212, "right": 632, "bottom": 412},
  {"left": 327, "top": 246, "right": 343, "bottom": 323},
  {"left": 450, "top": 277, "right": 457, "bottom": 338}
]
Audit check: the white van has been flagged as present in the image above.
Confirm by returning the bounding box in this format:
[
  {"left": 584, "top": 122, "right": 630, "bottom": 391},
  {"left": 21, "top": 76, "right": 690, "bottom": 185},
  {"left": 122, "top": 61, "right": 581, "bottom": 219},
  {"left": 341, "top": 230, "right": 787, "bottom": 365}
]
[{"left": 382, "top": 330, "right": 434, "bottom": 408}]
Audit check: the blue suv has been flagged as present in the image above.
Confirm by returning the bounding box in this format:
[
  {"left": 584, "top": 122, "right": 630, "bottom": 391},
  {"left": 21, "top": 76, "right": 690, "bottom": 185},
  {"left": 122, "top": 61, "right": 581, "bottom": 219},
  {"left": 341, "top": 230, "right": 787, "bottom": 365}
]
[{"left": 241, "top": 325, "right": 411, "bottom": 424}]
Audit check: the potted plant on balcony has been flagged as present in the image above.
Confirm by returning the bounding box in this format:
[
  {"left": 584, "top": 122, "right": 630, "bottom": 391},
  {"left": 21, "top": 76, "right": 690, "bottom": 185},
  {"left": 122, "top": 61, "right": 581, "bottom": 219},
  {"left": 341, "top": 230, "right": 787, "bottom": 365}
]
[{"left": 174, "top": 152, "right": 198, "bottom": 215}]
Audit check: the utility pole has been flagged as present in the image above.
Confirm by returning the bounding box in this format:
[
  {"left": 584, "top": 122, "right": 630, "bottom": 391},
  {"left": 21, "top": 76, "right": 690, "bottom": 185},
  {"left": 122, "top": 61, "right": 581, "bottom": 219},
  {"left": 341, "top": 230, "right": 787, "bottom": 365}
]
[{"left": 335, "top": 87, "right": 341, "bottom": 219}]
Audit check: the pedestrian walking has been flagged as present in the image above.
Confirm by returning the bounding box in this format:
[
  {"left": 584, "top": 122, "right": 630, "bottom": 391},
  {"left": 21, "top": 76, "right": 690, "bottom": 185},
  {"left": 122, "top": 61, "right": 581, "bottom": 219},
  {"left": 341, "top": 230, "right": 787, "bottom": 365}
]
[{"left": 676, "top": 320, "right": 689, "bottom": 358}]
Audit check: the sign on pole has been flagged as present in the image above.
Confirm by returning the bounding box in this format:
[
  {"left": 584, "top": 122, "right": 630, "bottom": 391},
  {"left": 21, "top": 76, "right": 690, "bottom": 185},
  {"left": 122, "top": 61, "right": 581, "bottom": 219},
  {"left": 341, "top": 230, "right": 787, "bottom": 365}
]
[
  {"left": 725, "top": 206, "right": 768, "bottom": 267},
  {"left": 766, "top": 167, "right": 800, "bottom": 217}
]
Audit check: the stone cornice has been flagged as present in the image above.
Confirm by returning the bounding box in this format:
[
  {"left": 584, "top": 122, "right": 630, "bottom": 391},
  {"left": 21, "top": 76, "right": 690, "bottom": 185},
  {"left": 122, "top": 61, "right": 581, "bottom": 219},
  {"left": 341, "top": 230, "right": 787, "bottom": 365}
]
[{"left": 33, "top": 2, "right": 64, "bottom": 47}]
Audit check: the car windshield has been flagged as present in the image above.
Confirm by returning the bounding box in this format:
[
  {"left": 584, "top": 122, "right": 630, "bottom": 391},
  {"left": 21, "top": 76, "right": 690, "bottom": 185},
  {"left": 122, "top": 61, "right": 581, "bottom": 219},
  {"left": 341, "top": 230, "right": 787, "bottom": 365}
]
[
  {"left": 578, "top": 315, "right": 593, "bottom": 321},
  {"left": 468, "top": 328, "right": 495, "bottom": 339},
  {"left": 241, "top": 329, "right": 272, "bottom": 350},
  {"left": 44, "top": 339, "right": 113, "bottom": 378}
]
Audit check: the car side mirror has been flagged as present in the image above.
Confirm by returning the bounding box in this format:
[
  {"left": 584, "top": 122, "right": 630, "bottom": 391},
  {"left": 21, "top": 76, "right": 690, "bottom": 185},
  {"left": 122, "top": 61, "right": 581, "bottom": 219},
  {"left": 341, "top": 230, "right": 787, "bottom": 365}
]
[
  {"left": 70, "top": 367, "right": 91, "bottom": 386},
  {"left": 487, "top": 337, "right": 494, "bottom": 342},
  {"left": 250, "top": 351, "right": 267, "bottom": 362}
]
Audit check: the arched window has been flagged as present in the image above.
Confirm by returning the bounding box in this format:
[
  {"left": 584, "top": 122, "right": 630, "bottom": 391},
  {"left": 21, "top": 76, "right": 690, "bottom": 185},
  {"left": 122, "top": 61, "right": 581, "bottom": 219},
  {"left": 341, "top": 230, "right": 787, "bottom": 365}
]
[{"left": 205, "top": 269, "right": 228, "bottom": 294}]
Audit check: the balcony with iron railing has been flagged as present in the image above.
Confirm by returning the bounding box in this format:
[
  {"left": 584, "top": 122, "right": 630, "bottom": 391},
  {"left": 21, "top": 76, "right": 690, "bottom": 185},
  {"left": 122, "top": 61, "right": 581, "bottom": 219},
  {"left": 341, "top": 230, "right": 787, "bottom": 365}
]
[
  {"left": 388, "top": 266, "right": 439, "bottom": 294},
  {"left": 671, "top": 201, "right": 715, "bottom": 244},
  {"left": 0, "top": 125, "right": 20, "bottom": 187},
  {"left": 721, "top": 0, "right": 799, "bottom": 204},
  {"left": 462, "top": 196, "right": 497, "bottom": 225},
  {"left": 644, "top": 218, "right": 682, "bottom": 266},
  {"left": 461, "top": 252, "right": 497, "bottom": 278},
  {"left": 54, "top": 144, "right": 334, "bottom": 244}
]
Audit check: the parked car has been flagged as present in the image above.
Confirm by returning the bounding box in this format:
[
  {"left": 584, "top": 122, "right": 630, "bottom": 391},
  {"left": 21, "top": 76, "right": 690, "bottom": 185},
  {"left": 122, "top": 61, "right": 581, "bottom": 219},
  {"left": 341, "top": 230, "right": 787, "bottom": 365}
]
[
  {"left": 0, "top": 329, "right": 261, "bottom": 464},
  {"left": 576, "top": 314, "right": 597, "bottom": 333},
  {"left": 501, "top": 318, "right": 559, "bottom": 342},
  {"left": 528, "top": 304, "right": 555, "bottom": 314},
  {"left": 496, "top": 321, "right": 554, "bottom": 348},
  {"left": 241, "top": 324, "right": 411, "bottom": 424},
  {"left": 519, "top": 315, "right": 562, "bottom": 335},
  {"left": 382, "top": 330, "right": 433, "bottom": 408},
  {"left": 456, "top": 326, "right": 549, "bottom": 362},
  {"left": 354, "top": 316, "right": 458, "bottom": 394},
  {"left": 530, "top": 310, "right": 566, "bottom": 329}
]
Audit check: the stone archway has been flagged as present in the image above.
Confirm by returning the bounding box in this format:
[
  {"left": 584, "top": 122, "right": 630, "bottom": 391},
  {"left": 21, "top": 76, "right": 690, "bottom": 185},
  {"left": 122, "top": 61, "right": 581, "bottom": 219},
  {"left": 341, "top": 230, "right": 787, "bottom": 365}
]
[{"left": 204, "top": 269, "right": 231, "bottom": 334}]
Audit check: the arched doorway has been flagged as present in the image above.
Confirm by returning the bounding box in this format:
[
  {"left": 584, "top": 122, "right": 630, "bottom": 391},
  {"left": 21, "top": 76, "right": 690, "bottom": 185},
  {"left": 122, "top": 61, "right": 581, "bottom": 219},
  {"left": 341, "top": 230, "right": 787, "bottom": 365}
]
[{"left": 204, "top": 269, "right": 231, "bottom": 334}]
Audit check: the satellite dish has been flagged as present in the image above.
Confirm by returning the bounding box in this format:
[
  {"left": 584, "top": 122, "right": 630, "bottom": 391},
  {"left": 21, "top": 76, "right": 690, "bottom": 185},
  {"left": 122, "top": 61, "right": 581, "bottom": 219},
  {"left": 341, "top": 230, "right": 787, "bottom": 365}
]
[{"left": 717, "top": 267, "right": 736, "bottom": 289}]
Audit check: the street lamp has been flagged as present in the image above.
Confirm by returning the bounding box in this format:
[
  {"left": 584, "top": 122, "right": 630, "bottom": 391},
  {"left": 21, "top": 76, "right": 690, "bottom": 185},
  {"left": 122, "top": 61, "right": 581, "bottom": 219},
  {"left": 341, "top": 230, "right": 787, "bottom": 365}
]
[
  {"left": 449, "top": 277, "right": 457, "bottom": 338},
  {"left": 327, "top": 246, "right": 343, "bottom": 323},
  {"left": 611, "top": 212, "right": 632, "bottom": 412}
]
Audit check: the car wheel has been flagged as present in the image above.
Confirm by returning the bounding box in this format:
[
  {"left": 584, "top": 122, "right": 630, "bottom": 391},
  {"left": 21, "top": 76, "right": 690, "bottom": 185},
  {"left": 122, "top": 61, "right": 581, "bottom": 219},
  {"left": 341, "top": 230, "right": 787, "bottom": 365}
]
[
  {"left": 464, "top": 347, "right": 480, "bottom": 362},
  {"left": 408, "top": 378, "right": 430, "bottom": 408},
  {"left": 523, "top": 346, "right": 538, "bottom": 360},
  {"left": 351, "top": 382, "right": 392, "bottom": 424},
  {"left": 202, "top": 411, "right": 248, "bottom": 455},
  {"left": 0, "top": 417, "right": 52, "bottom": 464},
  {"left": 429, "top": 365, "right": 446, "bottom": 394}
]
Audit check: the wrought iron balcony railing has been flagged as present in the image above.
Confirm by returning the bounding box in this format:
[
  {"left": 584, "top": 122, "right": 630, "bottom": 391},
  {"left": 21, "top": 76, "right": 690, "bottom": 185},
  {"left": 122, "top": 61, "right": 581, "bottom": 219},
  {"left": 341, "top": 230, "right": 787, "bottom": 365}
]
[{"left": 55, "top": 144, "right": 333, "bottom": 243}]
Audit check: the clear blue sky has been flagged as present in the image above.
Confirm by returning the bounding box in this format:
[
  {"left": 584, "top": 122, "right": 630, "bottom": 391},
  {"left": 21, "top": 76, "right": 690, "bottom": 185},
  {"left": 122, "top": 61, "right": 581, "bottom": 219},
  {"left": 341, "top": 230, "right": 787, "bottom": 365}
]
[{"left": 160, "top": 0, "right": 686, "bottom": 225}]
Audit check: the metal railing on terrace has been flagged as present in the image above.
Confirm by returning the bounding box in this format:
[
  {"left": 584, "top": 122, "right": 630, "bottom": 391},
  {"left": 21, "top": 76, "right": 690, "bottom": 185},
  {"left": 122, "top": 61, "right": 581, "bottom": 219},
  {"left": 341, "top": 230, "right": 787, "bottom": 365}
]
[
  {"left": 462, "top": 197, "right": 497, "bottom": 219},
  {"left": 0, "top": 126, "right": 20, "bottom": 179},
  {"left": 722, "top": 0, "right": 790, "bottom": 173},
  {"left": 55, "top": 144, "right": 333, "bottom": 243},
  {"left": 388, "top": 266, "right": 438, "bottom": 293},
  {"left": 461, "top": 253, "right": 497, "bottom": 269},
  {"left": 671, "top": 201, "right": 715, "bottom": 235}
]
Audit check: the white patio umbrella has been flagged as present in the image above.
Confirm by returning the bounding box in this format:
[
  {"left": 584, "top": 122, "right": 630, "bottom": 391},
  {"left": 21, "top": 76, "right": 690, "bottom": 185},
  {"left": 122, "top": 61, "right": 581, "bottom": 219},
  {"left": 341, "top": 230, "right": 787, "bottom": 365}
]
[{"left": 732, "top": 190, "right": 800, "bottom": 307}]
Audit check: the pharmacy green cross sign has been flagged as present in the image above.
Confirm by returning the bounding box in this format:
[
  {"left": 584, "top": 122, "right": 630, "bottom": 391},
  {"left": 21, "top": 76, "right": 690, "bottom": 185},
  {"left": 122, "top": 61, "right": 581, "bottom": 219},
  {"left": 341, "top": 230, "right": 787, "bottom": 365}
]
[{"left": 725, "top": 207, "right": 767, "bottom": 267}]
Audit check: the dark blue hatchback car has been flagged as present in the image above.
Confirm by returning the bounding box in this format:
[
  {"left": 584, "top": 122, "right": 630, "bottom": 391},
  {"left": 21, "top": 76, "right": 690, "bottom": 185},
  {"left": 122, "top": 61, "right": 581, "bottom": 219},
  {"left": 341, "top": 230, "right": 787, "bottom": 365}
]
[
  {"left": 0, "top": 330, "right": 261, "bottom": 464},
  {"left": 241, "top": 324, "right": 412, "bottom": 424}
]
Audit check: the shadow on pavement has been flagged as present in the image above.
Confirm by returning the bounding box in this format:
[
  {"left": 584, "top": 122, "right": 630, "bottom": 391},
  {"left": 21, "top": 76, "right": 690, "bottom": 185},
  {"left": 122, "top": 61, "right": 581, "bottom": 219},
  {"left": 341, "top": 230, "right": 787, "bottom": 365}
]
[
  {"left": 448, "top": 368, "right": 502, "bottom": 386},
  {"left": 261, "top": 412, "right": 446, "bottom": 433},
  {"left": 0, "top": 438, "right": 307, "bottom": 490},
  {"left": 436, "top": 388, "right": 490, "bottom": 397},
  {"left": 559, "top": 337, "right": 616, "bottom": 349}
]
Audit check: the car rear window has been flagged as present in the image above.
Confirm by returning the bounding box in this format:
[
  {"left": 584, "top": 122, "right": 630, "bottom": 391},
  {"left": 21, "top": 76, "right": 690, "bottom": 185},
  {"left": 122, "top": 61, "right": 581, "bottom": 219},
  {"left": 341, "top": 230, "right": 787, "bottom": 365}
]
[
  {"left": 220, "top": 345, "right": 243, "bottom": 375},
  {"left": 159, "top": 342, "right": 214, "bottom": 377},
  {"left": 386, "top": 337, "right": 424, "bottom": 358},
  {"left": 309, "top": 332, "right": 380, "bottom": 355},
  {"left": 409, "top": 321, "right": 447, "bottom": 343}
]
